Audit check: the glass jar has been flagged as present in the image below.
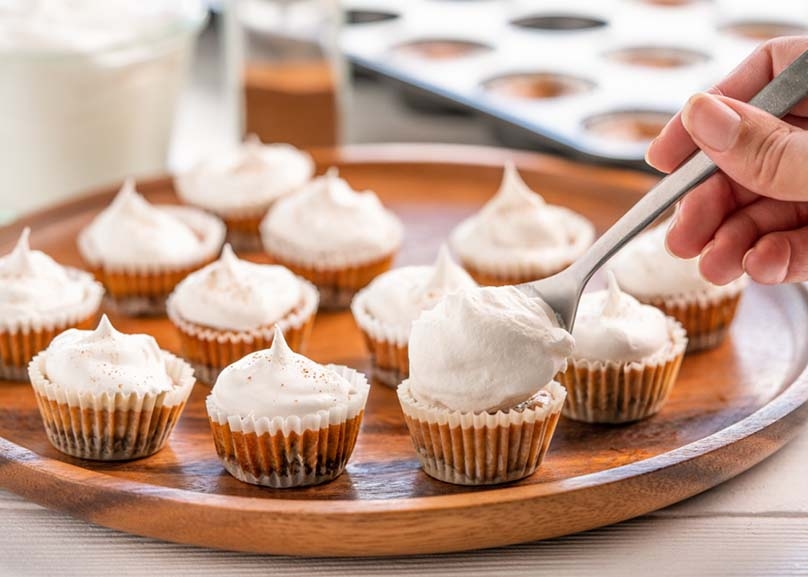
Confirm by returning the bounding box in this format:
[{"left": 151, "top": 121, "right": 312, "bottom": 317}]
[
  {"left": 229, "top": 0, "right": 344, "bottom": 148},
  {"left": 0, "top": 0, "right": 207, "bottom": 220}
]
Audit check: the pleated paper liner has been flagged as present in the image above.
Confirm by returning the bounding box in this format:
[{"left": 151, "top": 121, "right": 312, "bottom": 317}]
[
  {"left": 0, "top": 270, "right": 103, "bottom": 382},
  {"left": 28, "top": 351, "right": 195, "bottom": 461},
  {"left": 220, "top": 212, "right": 265, "bottom": 253},
  {"left": 641, "top": 290, "right": 743, "bottom": 353},
  {"left": 350, "top": 287, "right": 410, "bottom": 387},
  {"left": 397, "top": 381, "right": 566, "bottom": 486},
  {"left": 558, "top": 319, "right": 687, "bottom": 424},
  {"left": 166, "top": 281, "right": 319, "bottom": 386},
  {"left": 77, "top": 206, "right": 226, "bottom": 316},
  {"left": 459, "top": 259, "right": 572, "bottom": 287},
  {"left": 264, "top": 251, "right": 396, "bottom": 310},
  {"left": 206, "top": 366, "right": 370, "bottom": 488}
]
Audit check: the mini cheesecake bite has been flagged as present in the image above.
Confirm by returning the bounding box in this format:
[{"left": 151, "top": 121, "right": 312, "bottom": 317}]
[
  {"left": 449, "top": 162, "right": 594, "bottom": 285},
  {"left": 397, "top": 285, "right": 572, "bottom": 485},
  {"left": 351, "top": 245, "right": 477, "bottom": 387},
  {"left": 167, "top": 244, "right": 318, "bottom": 385},
  {"left": 77, "top": 179, "right": 225, "bottom": 316},
  {"left": 206, "top": 326, "right": 370, "bottom": 488},
  {"left": 557, "top": 272, "right": 687, "bottom": 423},
  {"left": 27, "top": 315, "right": 195, "bottom": 460}
]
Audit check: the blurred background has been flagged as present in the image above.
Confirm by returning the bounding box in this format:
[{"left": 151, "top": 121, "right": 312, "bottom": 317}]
[{"left": 2, "top": 0, "right": 807, "bottom": 222}]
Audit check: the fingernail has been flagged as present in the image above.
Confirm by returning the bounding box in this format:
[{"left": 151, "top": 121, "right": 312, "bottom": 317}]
[
  {"left": 644, "top": 137, "right": 658, "bottom": 167},
  {"left": 681, "top": 94, "right": 741, "bottom": 152},
  {"left": 663, "top": 207, "right": 680, "bottom": 255},
  {"left": 744, "top": 247, "right": 788, "bottom": 284}
]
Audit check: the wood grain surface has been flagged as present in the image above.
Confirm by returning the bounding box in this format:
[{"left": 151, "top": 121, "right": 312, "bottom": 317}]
[{"left": 0, "top": 144, "right": 807, "bottom": 557}]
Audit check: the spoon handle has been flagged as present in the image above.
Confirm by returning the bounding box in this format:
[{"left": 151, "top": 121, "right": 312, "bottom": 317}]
[{"left": 566, "top": 48, "right": 808, "bottom": 289}]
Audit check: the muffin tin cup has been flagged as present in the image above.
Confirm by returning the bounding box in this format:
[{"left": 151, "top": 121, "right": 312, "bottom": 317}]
[
  {"left": 350, "top": 287, "right": 410, "bottom": 387},
  {"left": 27, "top": 351, "right": 195, "bottom": 461},
  {"left": 264, "top": 251, "right": 398, "bottom": 310},
  {"left": 206, "top": 366, "right": 370, "bottom": 488},
  {"left": 78, "top": 206, "right": 226, "bottom": 317},
  {"left": 397, "top": 380, "right": 566, "bottom": 486},
  {"left": 557, "top": 318, "right": 687, "bottom": 424},
  {"left": 459, "top": 260, "right": 573, "bottom": 287},
  {"left": 166, "top": 281, "right": 319, "bottom": 386},
  {"left": 0, "top": 269, "right": 103, "bottom": 382},
  {"left": 642, "top": 290, "right": 744, "bottom": 353}
]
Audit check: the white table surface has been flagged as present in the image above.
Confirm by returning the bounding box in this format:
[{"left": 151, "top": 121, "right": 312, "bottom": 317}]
[{"left": 3, "top": 23, "right": 808, "bottom": 577}]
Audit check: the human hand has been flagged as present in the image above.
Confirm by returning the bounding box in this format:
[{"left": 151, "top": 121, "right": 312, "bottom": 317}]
[{"left": 646, "top": 37, "right": 808, "bottom": 285}]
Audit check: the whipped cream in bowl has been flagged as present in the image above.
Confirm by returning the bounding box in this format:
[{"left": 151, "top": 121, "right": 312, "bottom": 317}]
[
  {"left": 449, "top": 162, "right": 595, "bottom": 282},
  {"left": 261, "top": 167, "right": 404, "bottom": 269},
  {"left": 205, "top": 326, "right": 370, "bottom": 487},
  {"left": 175, "top": 135, "right": 314, "bottom": 218}
]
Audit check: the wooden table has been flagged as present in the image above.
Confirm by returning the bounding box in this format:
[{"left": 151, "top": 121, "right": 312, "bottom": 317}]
[{"left": 2, "top": 426, "right": 807, "bottom": 576}]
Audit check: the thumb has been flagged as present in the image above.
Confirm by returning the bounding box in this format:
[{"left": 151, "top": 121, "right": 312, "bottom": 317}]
[{"left": 681, "top": 93, "right": 808, "bottom": 202}]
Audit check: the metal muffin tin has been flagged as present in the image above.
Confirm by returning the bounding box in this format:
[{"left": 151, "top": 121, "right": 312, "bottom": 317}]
[{"left": 341, "top": 0, "right": 808, "bottom": 168}]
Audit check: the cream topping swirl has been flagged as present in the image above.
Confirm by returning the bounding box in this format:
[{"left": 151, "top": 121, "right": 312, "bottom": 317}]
[
  {"left": 210, "top": 326, "right": 355, "bottom": 418},
  {"left": 170, "top": 244, "right": 302, "bottom": 331},
  {"left": 407, "top": 286, "right": 574, "bottom": 413},
  {"left": 572, "top": 272, "right": 670, "bottom": 363},
  {"left": 261, "top": 168, "right": 403, "bottom": 265},
  {"left": 175, "top": 135, "right": 314, "bottom": 214},
  {"left": 43, "top": 315, "right": 174, "bottom": 396},
  {"left": 449, "top": 162, "right": 595, "bottom": 268},
  {"left": 361, "top": 245, "right": 477, "bottom": 327},
  {"left": 0, "top": 228, "right": 92, "bottom": 321},
  {"left": 610, "top": 221, "right": 747, "bottom": 301},
  {"left": 80, "top": 179, "right": 204, "bottom": 267}
]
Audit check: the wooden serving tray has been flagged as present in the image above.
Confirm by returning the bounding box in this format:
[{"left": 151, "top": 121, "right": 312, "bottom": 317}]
[{"left": 1, "top": 144, "right": 807, "bottom": 557}]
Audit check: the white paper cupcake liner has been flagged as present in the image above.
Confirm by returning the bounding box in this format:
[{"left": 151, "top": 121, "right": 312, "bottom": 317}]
[
  {"left": 631, "top": 277, "right": 747, "bottom": 353},
  {"left": 397, "top": 380, "right": 566, "bottom": 486},
  {"left": 167, "top": 279, "right": 319, "bottom": 385},
  {"left": 28, "top": 351, "right": 195, "bottom": 460},
  {"left": 350, "top": 287, "right": 410, "bottom": 386},
  {"left": 558, "top": 318, "right": 687, "bottom": 424},
  {"left": 0, "top": 269, "right": 104, "bottom": 382},
  {"left": 77, "top": 205, "right": 226, "bottom": 275},
  {"left": 206, "top": 366, "right": 370, "bottom": 488}
]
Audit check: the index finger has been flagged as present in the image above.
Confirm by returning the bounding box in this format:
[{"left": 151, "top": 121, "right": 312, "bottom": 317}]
[{"left": 645, "top": 36, "right": 808, "bottom": 173}]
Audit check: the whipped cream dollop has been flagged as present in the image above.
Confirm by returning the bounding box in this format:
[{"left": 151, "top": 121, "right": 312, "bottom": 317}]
[
  {"left": 360, "top": 246, "right": 477, "bottom": 327},
  {"left": 0, "top": 228, "right": 96, "bottom": 322},
  {"left": 262, "top": 168, "right": 403, "bottom": 266},
  {"left": 43, "top": 315, "right": 174, "bottom": 396},
  {"left": 210, "top": 326, "right": 355, "bottom": 418},
  {"left": 449, "top": 162, "right": 594, "bottom": 269},
  {"left": 80, "top": 179, "right": 205, "bottom": 267},
  {"left": 610, "top": 221, "right": 746, "bottom": 300},
  {"left": 0, "top": 0, "right": 205, "bottom": 54},
  {"left": 407, "top": 286, "right": 574, "bottom": 413},
  {"left": 572, "top": 272, "right": 670, "bottom": 363},
  {"left": 170, "top": 244, "right": 303, "bottom": 331},
  {"left": 175, "top": 135, "right": 314, "bottom": 215}
]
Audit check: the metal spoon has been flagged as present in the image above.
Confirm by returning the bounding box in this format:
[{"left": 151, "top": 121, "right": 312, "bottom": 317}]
[{"left": 518, "top": 48, "right": 808, "bottom": 332}]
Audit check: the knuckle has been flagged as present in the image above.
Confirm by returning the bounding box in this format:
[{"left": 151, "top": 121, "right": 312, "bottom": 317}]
[{"left": 746, "top": 124, "right": 792, "bottom": 192}]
